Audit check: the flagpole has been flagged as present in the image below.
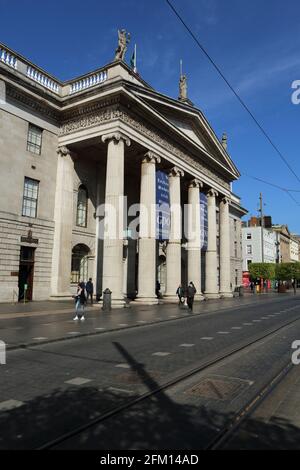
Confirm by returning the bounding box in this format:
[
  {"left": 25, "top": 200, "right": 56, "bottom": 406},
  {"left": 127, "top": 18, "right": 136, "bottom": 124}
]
[{"left": 134, "top": 44, "right": 137, "bottom": 73}]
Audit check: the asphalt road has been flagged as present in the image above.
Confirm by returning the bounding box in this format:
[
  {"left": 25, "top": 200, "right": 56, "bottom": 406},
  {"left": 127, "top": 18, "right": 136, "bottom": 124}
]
[{"left": 1, "top": 295, "right": 300, "bottom": 449}]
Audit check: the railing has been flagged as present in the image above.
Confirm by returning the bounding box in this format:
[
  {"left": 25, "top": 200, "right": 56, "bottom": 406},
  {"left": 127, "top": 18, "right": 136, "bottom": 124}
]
[
  {"left": 69, "top": 70, "right": 108, "bottom": 94},
  {"left": 0, "top": 43, "right": 109, "bottom": 97},
  {"left": 0, "top": 47, "right": 17, "bottom": 69},
  {"left": 26, "top": 66, "right": 60, "bottom": 94}
]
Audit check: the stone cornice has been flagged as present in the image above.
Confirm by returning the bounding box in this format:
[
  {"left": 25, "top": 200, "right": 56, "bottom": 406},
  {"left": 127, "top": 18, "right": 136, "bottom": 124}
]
[{"left": 6, "top": 83, "right": 60, "bottom": 121}]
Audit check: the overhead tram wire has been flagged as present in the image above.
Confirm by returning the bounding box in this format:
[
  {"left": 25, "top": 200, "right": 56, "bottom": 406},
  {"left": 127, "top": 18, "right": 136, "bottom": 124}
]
[
  {"left": 165, "top": 0, "right": 300, "bottom": 185},
  {"left": 242, "top": 174, "right": 300, "bottom": 206}
]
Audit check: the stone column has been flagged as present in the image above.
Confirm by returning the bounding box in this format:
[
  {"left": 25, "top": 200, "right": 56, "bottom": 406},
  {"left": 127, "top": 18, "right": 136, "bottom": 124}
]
[
  {"left": 51, "top": 146, "right": 74, "bottom": 298},
  {"left": 219, "top": 196, "right": 233, "bottom": 297},
  {"left": 136, "top": 151, "right": 161, "bottom": 305},
  {"left": 164, "top": 167, "right": 184, "bottom": 302},
  {"left": 205, "top": 188, "right": 220, "bottom": 299},
  {"left": 101, "top": 132, "right": 130, "bottom": 306},
  {"left": 187, "top": 179, "right": 204, "bottom": 301}
]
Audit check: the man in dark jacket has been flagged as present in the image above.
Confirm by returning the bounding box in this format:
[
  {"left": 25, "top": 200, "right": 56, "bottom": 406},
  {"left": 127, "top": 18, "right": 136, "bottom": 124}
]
[
  {"left": 86, "top": 278, "right": 94, "bottom": 305},
  {"left": 187, "top": 282, "right": 197, "bottom": 311}
]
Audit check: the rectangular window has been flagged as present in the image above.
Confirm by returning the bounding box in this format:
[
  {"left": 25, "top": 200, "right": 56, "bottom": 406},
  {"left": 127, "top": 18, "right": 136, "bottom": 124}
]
[
  {"left": 247, "top": 245, "right": 252, "bottom": 255},
  {"left": 27, "top": 123, "right": 43, "bottom": 155},
  {"left": 22, "top": 177, "right": 39, "bottom": 218},
  {"left": 247, "top": 233, "right": 252, "bottom": 240}
]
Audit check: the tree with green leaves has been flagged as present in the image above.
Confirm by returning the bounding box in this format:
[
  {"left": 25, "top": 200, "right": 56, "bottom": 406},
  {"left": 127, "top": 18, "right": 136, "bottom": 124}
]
[{"left": 248, "top": 263, "right": 276, "bottom": 282}]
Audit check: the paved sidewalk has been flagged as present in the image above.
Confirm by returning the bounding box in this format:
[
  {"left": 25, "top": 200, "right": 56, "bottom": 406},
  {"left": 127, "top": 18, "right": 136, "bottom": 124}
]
[{"left": 0, "top": 292, "right": 298, "bottom": 351}]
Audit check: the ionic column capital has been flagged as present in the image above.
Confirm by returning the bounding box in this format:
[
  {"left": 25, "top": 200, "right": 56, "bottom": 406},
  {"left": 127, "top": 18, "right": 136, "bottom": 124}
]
[
  {"left": 142, "top": 150, "right": 161, "bottom": 165},
  {"left": 220, "top": 195, "right": 231, "bottom": 206},
  {"left": 207, "top": 188, "right": 219, "bottom": 198},
  {"left": 57, "top": 146, "right": 71, "bottom": 157},
  {"left": 189, "top": 179, "right": 203, "bottom": 189},
  {"left": 169, "top": 166, "right": 184, "bottom": 178},
  {"left": 101, "top": 132, "right": 131, "bottom": 147}
]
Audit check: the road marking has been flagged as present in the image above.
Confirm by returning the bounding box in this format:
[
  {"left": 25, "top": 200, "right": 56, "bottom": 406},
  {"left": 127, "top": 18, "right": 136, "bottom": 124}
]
[
  {"left": 180, "top": 344, "right": 195, "bottom": 347},
  {"left": 261, "top": 317, "right": 269, "bottom": 319},
  {"left": 67, "top": 331, "right": 80, "bottom": 335},
  {"left": 95, "top": 327, "right": 105, "bottom": 330},
  {"left": 243, "top": 323, "right": 253, "bottom": 326},
  {"left": 33, "top": 337, "right": 48, "bottom": 341},
  {"left": 231, "top": 327, "right": 242, "bottom": 330},
  {"left": 115, "top": 363, "right": 131, "bottom": 369},
  {"left": 118, "top": 324, "right": 128, "bottom": 327},
  {"left": 252, "top": 320, "right": 261, "bottom": 322},
  {"left": 201, "top": 337, "right": 214, "bottom": 340},
  {"left": 107, "top": 387, "right": 134, "bottom": 395},
  {"left": 152, "top": 352, "right": 171, "bottom": 356},
  {"left": 218, "top": 331, "right": 230, "bottom": 335},
  {"left": 0, "top": 399, "right": 24, "bottom": 411},
  {"left": 169, "top": 315, "right": 177, "bottom": 318},
  {"left": 65, "top": 377, "right": 92, "bottom": 386}
]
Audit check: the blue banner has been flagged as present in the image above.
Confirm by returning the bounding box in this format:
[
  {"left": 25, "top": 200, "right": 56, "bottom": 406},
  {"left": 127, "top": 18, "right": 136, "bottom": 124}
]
[
  {"left": 200, "top": 193, "right": 208, "bottom": 250},
  {"left": 156, "top": 171, "right": 170, "bottom": 241}
]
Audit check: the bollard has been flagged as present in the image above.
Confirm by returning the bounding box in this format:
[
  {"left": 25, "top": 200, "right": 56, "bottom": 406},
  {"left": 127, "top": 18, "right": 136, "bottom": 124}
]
[
  {"left": 0, "top": 340, "right": 6, "bottom": 365},
  {"left": 102, "top": 288, "right": 112, "bottom": 311}
]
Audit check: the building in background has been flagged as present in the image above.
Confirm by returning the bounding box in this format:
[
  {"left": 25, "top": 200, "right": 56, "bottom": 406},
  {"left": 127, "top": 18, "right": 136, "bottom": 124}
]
[
  {"left": 242, "top": 224, "right": 277, "bottom": 272},
  {"left": 290, "top": 234, "right": 300, "bottom": 262},
  {"left": 272, "top": 225, "right": 292, "bottom": 263}
]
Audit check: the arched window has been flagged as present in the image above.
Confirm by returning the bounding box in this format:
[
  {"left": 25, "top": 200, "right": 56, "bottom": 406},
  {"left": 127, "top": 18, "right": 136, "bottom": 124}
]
[
  {"left": 76, "top": 185, "right": 88, "bottom": 227},
  {"left": 71, "top": 244, "right": 90, "bottom": 283}
]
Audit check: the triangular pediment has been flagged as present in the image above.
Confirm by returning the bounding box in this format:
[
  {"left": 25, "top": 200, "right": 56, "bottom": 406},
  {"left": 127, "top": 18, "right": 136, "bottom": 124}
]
[{"left": 126, "top": 85, "right": 240, "bottom": 179}]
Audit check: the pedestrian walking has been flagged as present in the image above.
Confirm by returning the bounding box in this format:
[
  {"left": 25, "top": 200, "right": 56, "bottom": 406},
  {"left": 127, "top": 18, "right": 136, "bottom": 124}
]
[
  {"left": 176, "top": 284, "right": 185, "bottom": 305},
  {"left": 73, "top": 282, "right": 87, "bottom": 321},
  {"left": 187, "top": 281, "right": 197, "bottom": 311},
  {"left": 86, "top": 278, "right": 94, "bottom": 304}
]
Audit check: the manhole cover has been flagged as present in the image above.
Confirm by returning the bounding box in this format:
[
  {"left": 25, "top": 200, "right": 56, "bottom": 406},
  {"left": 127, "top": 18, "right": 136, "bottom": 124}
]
[
  {"left": 185, "top": 377, "right": 245, "bottom": 401},
  {"left": 117, "top": 370, "right": 161, "bottom": 384}
]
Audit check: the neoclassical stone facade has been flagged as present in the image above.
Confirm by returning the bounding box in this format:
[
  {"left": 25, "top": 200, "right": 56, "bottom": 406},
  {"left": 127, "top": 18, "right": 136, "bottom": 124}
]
[{"left": 0, "top": 42, "right": 247, "bottom": 304}]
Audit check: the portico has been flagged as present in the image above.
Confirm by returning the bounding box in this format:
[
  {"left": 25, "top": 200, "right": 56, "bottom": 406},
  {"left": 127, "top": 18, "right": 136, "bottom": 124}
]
[{"left": 0, "top": 35, "right": 247, "bottom": 304}]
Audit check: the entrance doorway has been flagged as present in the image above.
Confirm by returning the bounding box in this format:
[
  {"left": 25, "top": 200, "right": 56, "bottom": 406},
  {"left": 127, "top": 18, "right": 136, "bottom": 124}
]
[{"left": 18, "top": 247, "right": 35, "bottom": 301}]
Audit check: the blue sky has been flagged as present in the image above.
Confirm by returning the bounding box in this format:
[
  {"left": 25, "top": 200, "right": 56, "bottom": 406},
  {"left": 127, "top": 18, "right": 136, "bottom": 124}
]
[{"left": 1, "top": 0, "right": 300, "bottom": 231}]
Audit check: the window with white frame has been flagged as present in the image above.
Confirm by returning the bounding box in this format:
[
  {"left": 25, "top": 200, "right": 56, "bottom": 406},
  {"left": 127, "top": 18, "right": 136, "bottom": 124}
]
[
  {"left": 27, "top": 123, "right": 43, "bottom": 155},
  {"left": 247, "top": 245, "right": 252, "bottom": 254},
  {"left": 246, "top": 233, "right": 252, "bottom": 240},
  {"left": 22, "top": 177, "right": 39, "bottom": 218}
]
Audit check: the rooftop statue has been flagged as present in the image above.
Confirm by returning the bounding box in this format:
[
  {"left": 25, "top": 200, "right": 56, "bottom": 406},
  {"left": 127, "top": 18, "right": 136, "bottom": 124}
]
[
  {"left": 179, "top": 73, "right": 188, "bottom": 101},
  {"left": 114, "top": 29, "right": 131, "bottom": 61}
]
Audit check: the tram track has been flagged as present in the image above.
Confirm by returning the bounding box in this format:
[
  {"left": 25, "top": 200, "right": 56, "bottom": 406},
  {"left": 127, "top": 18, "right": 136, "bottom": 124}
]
[{"left": 37, "top": 312, "right": 300, "bottom": 450}]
